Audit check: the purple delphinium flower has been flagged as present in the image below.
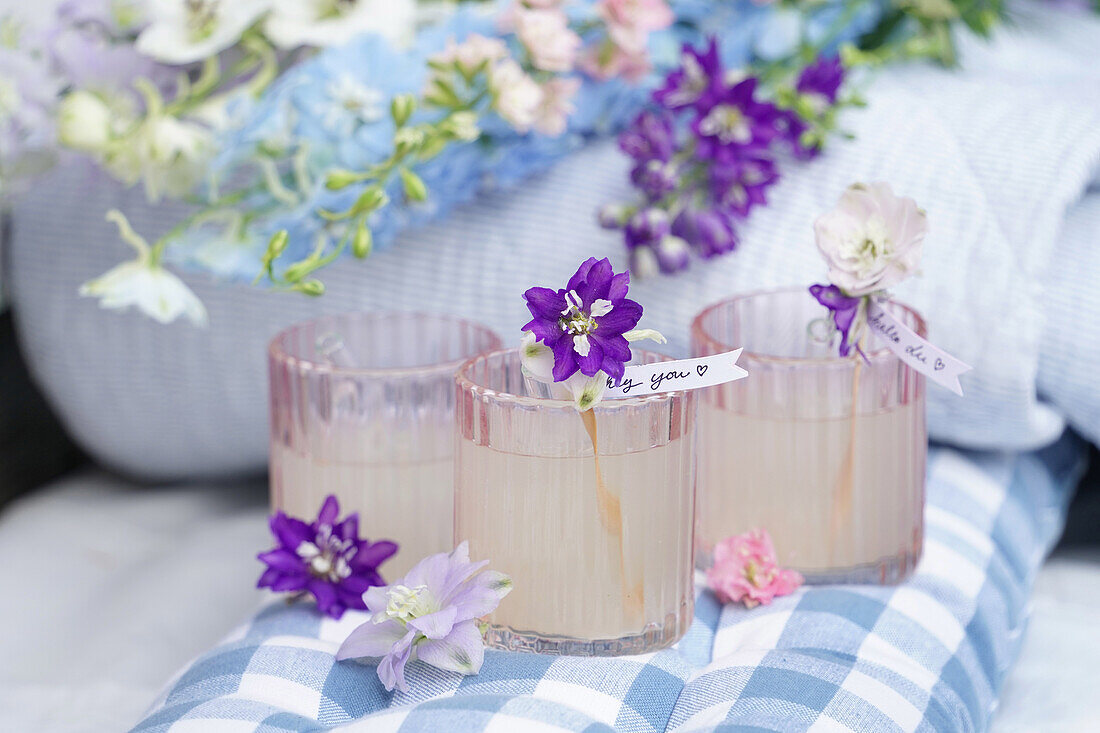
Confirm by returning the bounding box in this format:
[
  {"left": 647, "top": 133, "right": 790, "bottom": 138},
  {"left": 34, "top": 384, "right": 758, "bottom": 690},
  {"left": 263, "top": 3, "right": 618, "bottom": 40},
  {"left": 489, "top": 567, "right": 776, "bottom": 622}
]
[
  {"left": 624, "top": 207, "right": 670, "bottom": 248},
  {"left": 336, "top": 542, "right": 512, "bottom": 692},
  {"left": 710, "top": 154, "right": 780, "bottom": 218},
  {"left": 653, "top": 38, "right": 723, "bottom": 111},
  {"left": 809, "top": 284, "right": 862, "bottom": 357},
  {"left": 672, "top": 208, "right": 738, "bottom": 259},
  {"left": 258, "top": 496, "right": 398, "bottom": 620},
  {"left": 692, "top": 78, "right": 781, "bottom": 162},
  {"left": 618, "top": 109, "right": 675, "bottom": 163},
  {"left": 780, "top": 55, "right": 846, "bottom": 160},
  {"left": 523, "top": 257, "right": 642, "bottom": 382},
  {"left": 630, "top": 159, "right": 678, "bottom": 200},
  {"left": 797, "top": 55, "right": 844, "bottom": 104}
]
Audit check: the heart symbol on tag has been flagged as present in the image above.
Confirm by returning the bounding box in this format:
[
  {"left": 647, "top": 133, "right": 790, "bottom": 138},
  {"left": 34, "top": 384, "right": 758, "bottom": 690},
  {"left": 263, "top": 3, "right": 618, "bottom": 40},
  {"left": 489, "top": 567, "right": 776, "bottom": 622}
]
[
  {"left": 934, "top": 358, "right": 945, "bottom": 371},
  {"left": 697, "top": 364, "right": 708, "bottom": 377}
]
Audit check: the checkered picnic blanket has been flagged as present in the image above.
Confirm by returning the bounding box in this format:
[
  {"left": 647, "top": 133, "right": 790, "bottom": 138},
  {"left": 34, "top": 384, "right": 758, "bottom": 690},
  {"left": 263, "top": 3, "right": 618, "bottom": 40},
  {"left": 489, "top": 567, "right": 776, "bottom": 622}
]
[{"left": 131, "top": 434, "right": 1085, "bottom": 733}]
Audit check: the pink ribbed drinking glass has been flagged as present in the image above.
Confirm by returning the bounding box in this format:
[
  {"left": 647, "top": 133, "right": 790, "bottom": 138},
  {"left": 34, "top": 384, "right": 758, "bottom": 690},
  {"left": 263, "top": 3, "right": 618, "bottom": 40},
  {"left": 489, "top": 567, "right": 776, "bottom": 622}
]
[
  {"left": 691, "top": 288, "right": 927, "bottom": 584},
  {"left": 268, "top": 313, "right": 501, "bottom": 577},
  {"left": 454, "top": 349, "right": 696, "bottom": 656}
]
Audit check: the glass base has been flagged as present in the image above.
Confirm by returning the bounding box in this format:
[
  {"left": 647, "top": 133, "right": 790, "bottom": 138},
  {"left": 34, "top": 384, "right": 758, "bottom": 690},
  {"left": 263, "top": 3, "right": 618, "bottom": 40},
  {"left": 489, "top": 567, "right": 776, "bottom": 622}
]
[
  {"left": 695, "top": 546, "right": 922, "bottom": 586},
  {"left": 484, "top": 605, "right": 693, "bottom": 656}
]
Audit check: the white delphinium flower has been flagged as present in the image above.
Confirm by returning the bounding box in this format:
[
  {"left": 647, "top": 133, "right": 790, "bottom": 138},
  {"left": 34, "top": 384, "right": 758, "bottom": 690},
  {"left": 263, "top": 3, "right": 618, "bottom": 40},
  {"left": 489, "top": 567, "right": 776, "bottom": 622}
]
[
  {"left": 80, "top": 210, "right": 208, "bottom": 326},
  {"left": 136, "top": 0, "right": 271, "bottom": 65},
  {"left": 264, "top": 0, "right": 417, "bottom": 50},
  {"left": 105, "top": 108, "right": 213, "bottom": 201}
]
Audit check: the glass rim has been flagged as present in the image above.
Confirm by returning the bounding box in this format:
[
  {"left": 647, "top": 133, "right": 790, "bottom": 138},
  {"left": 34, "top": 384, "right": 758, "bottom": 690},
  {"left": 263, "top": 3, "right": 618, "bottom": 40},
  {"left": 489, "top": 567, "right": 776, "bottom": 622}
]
[
  {"left": 268, "top": 311, "right": 503, "bottom": 378},
  {"left": 691, "top": 286, "right": 928, "bottom": 366},
  {"left": 455, "top": 347, "right": 687, "bottom": 412}
]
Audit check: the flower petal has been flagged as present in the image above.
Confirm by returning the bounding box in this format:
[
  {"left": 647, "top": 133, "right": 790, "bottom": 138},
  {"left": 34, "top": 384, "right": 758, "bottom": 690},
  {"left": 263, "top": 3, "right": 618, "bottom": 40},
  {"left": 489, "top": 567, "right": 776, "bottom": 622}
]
[
  {"left": 565, "top": 257, "right": 599, "bottom": 293},
  {"left": 595, "top": 334, "right": 632, "bottom": 364},
  {"left": 520, "top": 331, "right": 556, "bottom": 382},
  {"left": 407, "top": 606, "right": 458, "bottom": 639},
  {"left": 337, "top": 618, "right": 408, "bottom": 661},
  {"left": 270, "top": 513, "right": 313, "bottom": 551},
  {"left": 375, "top": 630, "right": 417, "bottom": 692},
  {"left": 551, "top": 340, "right": 579, "bottom": 382},
  {"left": 309, "top": 579, "right": 343, "bottom": 619},
  {"left": 415, "top": 620, "right": 485, "bottom": 676},
  {"left": 523, "top": 286, "right": 567, "bottom": 319},
  {"left": 450, "top": 571, "right": 513, "bottom": 622},
  {"left": 363, "top": 585, "right": 390, "bottom": 614},
  {"left": 592, "top": 298, "right": 642, "bottom": 335},
  {"left": 575, "top": 257, "right": 614, "bottom": 304},
  {"left": 522, "top": 316, "right": 565, "bottom": 344},
  {"left": 401, "top": 551, "right": 452, "bottom": 596},
  {"left": 258, "top": 548, "right": 306, "bottom": 574},
  {"left": 335, "top": 513, "right": 359, "bottom": 542},
  {"left": 607, "top": 271, "right": 630, "bottom": 301},
  {"left": 317, "top": 495, "right": 340, "bottom": 526},
  {"left": 575, "top": 338, "right": 605, "bottom": 376},
  {"left": 353, "top": 540, "right": 399, "bottom": 570}
]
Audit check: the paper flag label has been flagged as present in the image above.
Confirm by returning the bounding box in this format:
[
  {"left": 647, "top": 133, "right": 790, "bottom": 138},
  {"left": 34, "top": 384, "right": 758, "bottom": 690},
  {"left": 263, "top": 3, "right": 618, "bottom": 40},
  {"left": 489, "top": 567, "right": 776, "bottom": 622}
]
[
  {"left": 865, "top": 300, "right": 972, "bottom": 396},
  {"left": 605, "top": 349, "right": 748, "bottom": 398}
]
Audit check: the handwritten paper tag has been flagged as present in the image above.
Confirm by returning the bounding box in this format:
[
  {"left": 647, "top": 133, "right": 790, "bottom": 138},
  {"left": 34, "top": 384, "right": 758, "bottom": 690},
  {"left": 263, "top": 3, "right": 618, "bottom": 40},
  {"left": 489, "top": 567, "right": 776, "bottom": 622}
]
[
  {"left": 865, "top": 300, "right": 972, "bottom": 396},
  {"left": 605, "top": 348, "right": 748, "bottom": 398}
]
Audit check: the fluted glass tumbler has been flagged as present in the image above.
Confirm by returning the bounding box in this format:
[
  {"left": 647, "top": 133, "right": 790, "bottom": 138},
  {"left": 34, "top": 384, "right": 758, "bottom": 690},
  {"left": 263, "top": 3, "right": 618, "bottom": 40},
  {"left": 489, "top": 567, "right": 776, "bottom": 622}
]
[
  {"left": 454, "top": 349, "right": 696, "bottom": 655},
  {"left": 268, "top": 313, "right": 502, "bottom": 577},
  {"left": 691, "top": 289, "right": 927, "bottom": 584}
]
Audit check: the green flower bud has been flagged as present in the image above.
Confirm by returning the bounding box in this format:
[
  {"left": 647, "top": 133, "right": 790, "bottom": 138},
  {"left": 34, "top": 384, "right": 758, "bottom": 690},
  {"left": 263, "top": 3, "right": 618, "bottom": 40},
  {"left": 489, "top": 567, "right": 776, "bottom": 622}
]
[
  {"left": 399, "top": 168, "right": 428, "bottom": 203},
  {"left": 267, "top": 230, "right": 289, "bottom": 259},
  {"left": 418, "top": 135, "right": 448, "bottom": 161},
  {"left": 390, "top": 93, "right": 417, "bottom": 127},
  {"left": 355, "top": 185, "right": 389, "bottom": 213},
  {"left": 296, "top": 279, "right": 326, "bottom": 297},
  {"left": 352, "top": 225, "right": 372, "bottom": 259},
  {"left": 58, "top": 91, "right": 114, "bottom": 152},
  {"left": 325, "top": 169, "right": 364, "bottom": 190},
  {"left": 282, "top": 260, "right": 315, "bottom": 283}
]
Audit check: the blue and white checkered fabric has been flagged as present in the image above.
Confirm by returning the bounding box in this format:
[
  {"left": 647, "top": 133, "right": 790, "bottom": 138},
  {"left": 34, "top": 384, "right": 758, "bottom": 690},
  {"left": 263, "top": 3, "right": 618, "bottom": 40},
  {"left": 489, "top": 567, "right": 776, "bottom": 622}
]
[{"left": 131, "top": 434, "right": 1085, "bottom": 733}]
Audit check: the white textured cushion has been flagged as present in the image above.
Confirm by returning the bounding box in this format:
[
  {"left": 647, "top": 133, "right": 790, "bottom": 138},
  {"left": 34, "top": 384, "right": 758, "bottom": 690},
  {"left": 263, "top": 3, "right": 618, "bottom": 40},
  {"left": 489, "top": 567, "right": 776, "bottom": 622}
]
[{"left": 10, "top": 8, "right": 1100, "bottom": 480}]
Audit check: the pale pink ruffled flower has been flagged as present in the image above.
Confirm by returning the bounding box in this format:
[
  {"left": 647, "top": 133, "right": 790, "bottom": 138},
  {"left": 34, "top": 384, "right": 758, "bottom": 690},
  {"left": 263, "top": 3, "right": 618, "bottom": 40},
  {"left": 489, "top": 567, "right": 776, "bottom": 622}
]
[
  {"left": 515, "top": 8, "right": 582, "bottom": 73},
  {"left": 431, "top": 34, "right": 509, "bottom": 76},
  {"left": 596, "top": 0, "right": 674, "bottom": 54},
  {"left": 533, "top": 77, "right": 581, "bottom": 136},
  {"left": 706, "top": 529, "right": 803, "bottom": 608},
  {"left": 814, "top": 182, "right": 927, "bottom": 297},
  {"left": 578, "top": 41, "right": 651, "bottom": 83}
]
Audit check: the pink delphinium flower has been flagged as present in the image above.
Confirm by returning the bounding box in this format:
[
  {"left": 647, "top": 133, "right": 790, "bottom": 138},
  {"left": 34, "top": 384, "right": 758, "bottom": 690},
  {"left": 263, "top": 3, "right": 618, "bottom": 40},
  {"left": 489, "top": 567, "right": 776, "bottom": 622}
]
[
  {"left": 533, "top": 77, "right": 581, "bottom": 136},
  {"left": 597, "top": 0, "right": 674, "bottom": 54},
  {"left": 431, "top": 34, "right": 509, "bottom": 75},
  {"left": 515, "top": 8, "right": 581, "bottom": 73},
  {"left": 706, "top": 529, "right": 803, "bottom": 608}
]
